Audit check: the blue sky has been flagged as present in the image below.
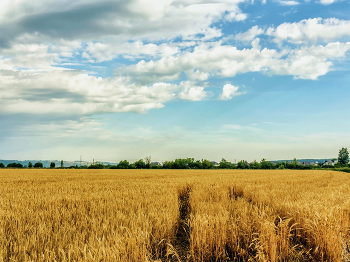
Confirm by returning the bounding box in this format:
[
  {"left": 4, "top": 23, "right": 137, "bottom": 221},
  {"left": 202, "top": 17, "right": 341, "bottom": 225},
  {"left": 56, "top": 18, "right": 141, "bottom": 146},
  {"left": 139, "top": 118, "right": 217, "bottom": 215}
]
[{"left": 0, "top": 0, "right": 349, "bottom": 162}]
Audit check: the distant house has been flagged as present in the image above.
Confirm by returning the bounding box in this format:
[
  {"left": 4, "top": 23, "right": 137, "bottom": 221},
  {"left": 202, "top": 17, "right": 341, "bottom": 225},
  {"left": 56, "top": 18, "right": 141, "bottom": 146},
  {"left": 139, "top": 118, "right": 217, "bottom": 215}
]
[
  {"left": 211, "top": 161, "right": 219, "bottom": 167},
  {"left": 323, "top": 160, "right": 333, "bottom": 166},
  {"left": 151, "top": 162, "right": 162, "bottom": 166},
  {"left": 299, "top": 161, "right": 310, "bottom": 166}
]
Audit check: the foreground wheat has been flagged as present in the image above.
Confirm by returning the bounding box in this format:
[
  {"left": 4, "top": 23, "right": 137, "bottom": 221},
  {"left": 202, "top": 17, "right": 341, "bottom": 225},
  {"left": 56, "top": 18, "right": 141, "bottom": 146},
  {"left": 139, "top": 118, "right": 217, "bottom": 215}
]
[{"left": 0, "top": 169, "right": 349, "bottom": 262}]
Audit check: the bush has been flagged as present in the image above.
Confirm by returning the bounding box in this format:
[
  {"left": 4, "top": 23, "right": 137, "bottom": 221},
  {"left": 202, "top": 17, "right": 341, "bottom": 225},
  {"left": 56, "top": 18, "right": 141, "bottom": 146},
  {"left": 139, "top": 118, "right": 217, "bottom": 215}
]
[
  {"left": 237, "top": 160, "right": 249, "bottom": 169},
  {"left": 7, "top": 163, "right": 23, "bottom": 168},
  {"left": 134, "top": 159, "right": 146, "bottom": 169},
  {"left": 34, "top": 162, "right": 43, "bottom": 168},
  {"left": 88, "top": 163, "right": 105, "bottom": 169},
  {"left": 219, "top": 158, "right": 235, "bottom": 169},
  {"left": 50, "top": 162, "right": 55, "bottom": 168},
  {"left": 117, "top": 160, "right": 130, "bottom": 169},
  {"left": 201, "top": 159, "right": 215, "bottom": 169},
  {"left": 249, "top": 160, "right": 261, "bottom": 169}
]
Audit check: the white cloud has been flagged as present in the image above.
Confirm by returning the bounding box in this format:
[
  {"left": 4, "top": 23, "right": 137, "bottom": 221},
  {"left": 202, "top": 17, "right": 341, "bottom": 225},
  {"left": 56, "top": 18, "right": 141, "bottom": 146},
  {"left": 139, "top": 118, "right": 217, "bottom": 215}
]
[
  {"left": 318, "top": 0, "right": 337, "bottom": 4},
  {"left": 85, "top": 41, "right": 181, "bottom": 62},
  {"left": 267, "top": 18, "right": 350, "bottom": 44},
  {"left": 0, "top": 0, "right": 248, "bottom": 48},
  {"left": 177, "top": 82, "right": 207, "bottom": 101},
  {"left": 0, "top": 69, "right": 179, "bottom": 116},
  {"left": 218, "top": 84, "right": 243, "bottom": 100},
  {"left": 270, "top": 42, "right": 350, "bottom": 79},
  {"left": 0, "top": 67, "right": 212, "bottom": 117},
  {"left": 0, "top": 43, "right": 60, "bottom": 70},
  {"left": 278, "top": 0, "right": 299, "bottom": 5},
  {"left": 234, "top": 25, "right": 265, "bottom": 42},
  {"left": 122, "top": 41, "right": 350, "bottom": 81}
]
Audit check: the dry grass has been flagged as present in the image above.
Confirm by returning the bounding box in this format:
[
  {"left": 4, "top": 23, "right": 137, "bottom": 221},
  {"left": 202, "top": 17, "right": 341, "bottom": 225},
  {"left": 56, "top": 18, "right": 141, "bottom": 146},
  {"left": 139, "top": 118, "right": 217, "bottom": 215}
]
[{"left": 0, "top": 169, "right": 349, "bottom": 262}]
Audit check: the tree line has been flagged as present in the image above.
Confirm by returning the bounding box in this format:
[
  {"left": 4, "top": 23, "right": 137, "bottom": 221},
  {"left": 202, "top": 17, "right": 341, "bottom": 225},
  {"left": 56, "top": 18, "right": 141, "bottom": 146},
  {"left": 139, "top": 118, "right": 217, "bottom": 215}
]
[{"left": 1, "top": 148, "right": 349, "bottom": 170}]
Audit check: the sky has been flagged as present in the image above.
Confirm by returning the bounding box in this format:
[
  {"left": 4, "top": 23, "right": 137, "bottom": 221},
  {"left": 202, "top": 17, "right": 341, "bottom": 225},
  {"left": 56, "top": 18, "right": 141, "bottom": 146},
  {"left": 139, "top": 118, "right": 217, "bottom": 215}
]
[{"left": 0, "top": 0, "right": 349, "bottom": 163}]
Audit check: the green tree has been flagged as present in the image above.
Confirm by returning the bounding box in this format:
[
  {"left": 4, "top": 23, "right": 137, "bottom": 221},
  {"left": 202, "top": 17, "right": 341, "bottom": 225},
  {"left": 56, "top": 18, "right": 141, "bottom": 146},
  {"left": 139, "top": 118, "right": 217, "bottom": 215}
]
[
  {"left": 28, "top": 162, "right": 33, "bottom": 168},
  {"left": 260, "top": 158, "right": 274, "bottom": 169},
  {"left": 88, "top": 162, "right": 105, "bottom": 169},
  {"left": 7, "top": 163, "right": 23, "bottom": 168},
  {"left": 219, "top": 158, "right": 233, "bottom": 169},
  {"left": 201, "top": 159, "right": 214, "bottom": 169},
  {"left": 144, "top": 156, "right": 151, "bottom": 169},
  {"left": 249, "top": 160, "right": 261, "bottom": 169},
  {"left": 172, "top": 158, "right": 189, "bottom": 169},
  {"left": 34, "top": 162, "right": 43, "bottom": 168},
  {"left": 117, "top": 160, "right": 130, "bottom": 169},
  {"left": 237, "top": 160, "right": 248, "bottom": 169},
  {"left": 50, "top": 162, "right": 55, "bottom": 168},
  {"left": 338, "top": 148, "right": 349, "bottom": 165},
  {"left": 134, "top": 159, "right": 146, "bottom": 169},
  {"left": 60, "top": 160, "right": 64, "bottom": 168},
  {"left": 276, "top": 162, "right": 285, "bottom": 169},
  {"left": 0, "top": 163, "right": 5, "bottom": 168}
]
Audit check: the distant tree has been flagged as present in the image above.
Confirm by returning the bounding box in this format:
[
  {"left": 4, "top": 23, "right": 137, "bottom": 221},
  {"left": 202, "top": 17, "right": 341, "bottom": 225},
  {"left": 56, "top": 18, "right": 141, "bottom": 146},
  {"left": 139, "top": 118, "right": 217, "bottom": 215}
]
[
  {"left": 276, "top": 162, "right": 285, "bottom": 169},
  {"left": 285, "top": 158, "right": 300, "bottom": 169},
  {"left": 88, "top": 162, "right": 105, "bottom": 169},
  {"left": 117, "top": 160, "right": 130, "bottom": 169},
  {"left": 190, "top": 160, "right": 202, "bottom": 169},
  {"left": 237, "top": 160, "right": 248, "bottom": 169},
  {"left": 0, "top": 163, "right": 4, "bottom": 168},
  {"left": 134, "top": 159, "right": 146, "bottom": 169},
  {"left": 249, "top": 160, "right": 261, "bottom": 169},
  {"left": 50, "top": 162, "right": 55, "bottom": 168},
  {"left": 201, "top": 159, "right": 214, "bottom": 169},
  {"left": 144, "top": 156, "right": 151, "bottom": 168},
  {"left": 129, "top": 163, "right": 136, "bottom": 169},
  {"left": 338, "top": 148, "right": 349, "bottom": 165},
  {"left": 162, "top": 160, "right": 174, "bottom": 169},
  {"left": 60, "top": 160, "right": 64, "bottom": 168},
  {"left": 28, "top": 162, "right": 33, "bottom": 168},
  {"left": 7, "top": 163, "right": 23, "bottom": 168},
  {"left": 34, "top": 162, "right": 43, "bottom": 168},
  {"left": 172, "top": 159, "right": 190, "bottom": 169},
  {"left": 219, "top": 158, "right": 233, "bottom": 169},
  {"left": 260, "top": 159, "right": 274, "bottom": 169}
]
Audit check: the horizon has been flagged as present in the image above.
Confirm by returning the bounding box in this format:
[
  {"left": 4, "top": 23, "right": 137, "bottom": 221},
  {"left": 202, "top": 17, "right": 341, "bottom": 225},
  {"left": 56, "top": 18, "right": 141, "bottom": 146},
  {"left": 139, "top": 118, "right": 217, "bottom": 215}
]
[
  {"left": 1, "top": 0, "right": 349, "bottom": 161},
  {"left": 0, "top": 156, "right": 337, "bottom": 164}
]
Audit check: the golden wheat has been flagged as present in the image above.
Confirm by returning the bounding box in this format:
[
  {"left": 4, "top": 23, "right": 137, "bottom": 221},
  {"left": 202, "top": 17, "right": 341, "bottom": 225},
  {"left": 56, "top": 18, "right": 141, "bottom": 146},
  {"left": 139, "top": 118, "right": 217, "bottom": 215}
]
[{"left": 0, "top": 169, "right": 349, "bottom": 262}]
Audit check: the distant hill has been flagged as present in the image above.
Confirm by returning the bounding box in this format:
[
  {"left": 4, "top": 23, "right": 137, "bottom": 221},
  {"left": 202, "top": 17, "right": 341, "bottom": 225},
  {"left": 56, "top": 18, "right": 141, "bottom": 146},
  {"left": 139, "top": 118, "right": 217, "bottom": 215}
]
[{"left": 0, "top": 159, "right": 118, "bottom": 168}]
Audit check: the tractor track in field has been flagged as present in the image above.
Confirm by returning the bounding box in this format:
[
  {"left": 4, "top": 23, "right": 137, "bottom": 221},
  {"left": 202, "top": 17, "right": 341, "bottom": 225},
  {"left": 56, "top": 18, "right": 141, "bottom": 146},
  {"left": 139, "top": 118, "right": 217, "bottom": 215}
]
[{"left": 170, "top": 186, "right": 192, "bottom": 262}]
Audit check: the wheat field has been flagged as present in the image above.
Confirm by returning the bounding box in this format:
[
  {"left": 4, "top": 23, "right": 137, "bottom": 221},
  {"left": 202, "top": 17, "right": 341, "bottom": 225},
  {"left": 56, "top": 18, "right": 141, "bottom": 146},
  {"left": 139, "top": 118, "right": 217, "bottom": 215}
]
[{"left": 0, "top": 169, "right": 349, "bottom": 262}]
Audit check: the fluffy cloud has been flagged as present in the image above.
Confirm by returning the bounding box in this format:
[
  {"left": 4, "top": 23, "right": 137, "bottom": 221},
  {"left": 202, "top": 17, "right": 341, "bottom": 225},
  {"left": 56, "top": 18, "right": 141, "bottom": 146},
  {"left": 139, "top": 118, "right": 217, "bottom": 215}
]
[
  {"left": 85, "top": 41, "right": 181, "bottom": 62},
  {"left": 218, "top": 84, "right": 243, "bottom": 100},
  {"left": 0, "top": 0, "right": 247, "bottom": 48},
  {"left": 267, "top": 18, "right": 350, "bottom": 44},
  {"left": 318, "top": 0, "right": 338, "bottom": 4},
  {"left": 278, "top": 0, "right": 299, "bottom": 5},
  {"left": 269, "top": 42, "right": 350, "bottom": 79},
  {"left": 234, "top": 26, "right": 265, "bottom": 42},
  {"left": 1, "top": 1, "right": 350, "bottom": 123},
  {"left": 177, "top": 82, "right": 207, "bottom": 101},
  {"left": 121, "top": 40, "right": 350, "bottom": 81},
  {"left": 0, "top": 68, "right": 211, "bottom": 117}
]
